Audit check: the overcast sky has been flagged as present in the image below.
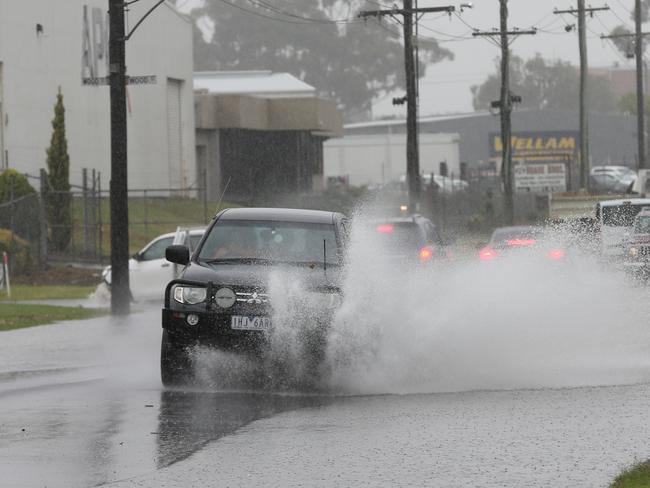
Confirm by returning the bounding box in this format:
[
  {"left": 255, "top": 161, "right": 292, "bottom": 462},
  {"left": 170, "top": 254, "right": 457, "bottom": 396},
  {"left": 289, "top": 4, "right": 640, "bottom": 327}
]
[{"left": 177, "top": 0, "right": 642, "bottom": 118}]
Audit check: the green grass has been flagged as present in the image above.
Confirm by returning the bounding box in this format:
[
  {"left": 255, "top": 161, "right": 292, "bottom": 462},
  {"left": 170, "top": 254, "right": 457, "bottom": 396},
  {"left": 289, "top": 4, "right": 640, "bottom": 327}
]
[
  {"left": 0, "top": 285, "right": 97, "bottom": 301},
  {"left": 0, "top": 303, "right": 108, "bottom": 331},
  {"left": 70, "top": 197, "right": 236, "bottom": 255},
  {"left": 610, "top": 460, "right": 650, "bottom": 488},
  {"left": 611, "top": 460, "right": 650, "bottom": 487}
]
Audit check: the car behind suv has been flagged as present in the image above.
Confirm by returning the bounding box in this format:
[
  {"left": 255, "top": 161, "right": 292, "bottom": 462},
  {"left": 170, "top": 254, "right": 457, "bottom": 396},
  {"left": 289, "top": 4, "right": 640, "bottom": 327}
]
[
  {"left": 101, "top": 226, "right": 205, "bottom": 302},
  {"left": 366, "top": 214, "right": 449, "bottom": 264},
  {"left": 161, "top": 207, "right": 348, "bottom": 386}
]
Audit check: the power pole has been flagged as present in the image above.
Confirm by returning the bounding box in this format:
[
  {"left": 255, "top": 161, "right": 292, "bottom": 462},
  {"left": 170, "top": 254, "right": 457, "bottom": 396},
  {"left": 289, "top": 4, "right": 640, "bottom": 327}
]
[
  {"left": 403, "top": 0, "right": 419, "bottom": 211},
  {"left": 635, "top": 0, "right": 646, "bottom": 169},
  {"left": 499, "top": 0, "right": 512, "bottom": 225},
  {"left": 601, "top": 28, "right": 650, "bottom": 171},
  {"left": 358, "top": 3, "right": 455, "bottom": 212},
  {"left": 109, "top": 0, "right": 130, "bottom": 315},
  {"left": 554, "top": 4, "right": 609, "bottom": 189},
  {"left": 473, "top": 2, "right": 536, "bottom": 225}
]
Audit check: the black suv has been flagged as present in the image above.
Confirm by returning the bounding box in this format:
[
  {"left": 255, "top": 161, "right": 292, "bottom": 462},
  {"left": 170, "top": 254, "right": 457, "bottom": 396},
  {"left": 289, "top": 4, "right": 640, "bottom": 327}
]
[
  {"left": 367, "top": 214, "right": 449, "bottom": 263},
  {"left": 161, "top": 207, "right": 348, "bottom": 385}
]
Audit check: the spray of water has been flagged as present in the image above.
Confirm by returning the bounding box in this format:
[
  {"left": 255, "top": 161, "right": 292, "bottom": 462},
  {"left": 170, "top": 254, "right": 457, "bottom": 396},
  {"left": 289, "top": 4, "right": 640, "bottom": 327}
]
[
  {"left": 190, "top": 204, "right": 650, "bottom": 395},
  {"left": 325, "top": 210, "right": 650, "bottom": 394}
]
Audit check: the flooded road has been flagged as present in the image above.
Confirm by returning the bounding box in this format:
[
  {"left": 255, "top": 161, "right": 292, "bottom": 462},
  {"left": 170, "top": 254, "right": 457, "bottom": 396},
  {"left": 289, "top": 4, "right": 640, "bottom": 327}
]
[{"left": 1, "top": 302, "right": 650, "bottom": 487}]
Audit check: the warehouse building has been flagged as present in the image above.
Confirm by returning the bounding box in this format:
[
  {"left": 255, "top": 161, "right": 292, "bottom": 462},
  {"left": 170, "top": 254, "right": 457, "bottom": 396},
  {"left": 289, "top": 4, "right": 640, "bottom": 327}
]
[
  {"left": 0, "top": 0, "right": 195, "bottom": 189},
  {"left": 194, "top": 71, "right": 343, "bottom": 202}
]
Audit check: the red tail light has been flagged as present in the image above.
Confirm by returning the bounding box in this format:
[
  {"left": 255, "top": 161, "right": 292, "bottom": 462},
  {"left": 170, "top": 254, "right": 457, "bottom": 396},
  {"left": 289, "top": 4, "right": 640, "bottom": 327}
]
[
  {"left": 418, "top": 246, "right": 434, "bottom": 261},
  {"left": 376, "top": 224, "right": 394, "bottom": 233},
  {"left": 547, "top": 248, "right": 565, "bottom": 260},
  {"left": 479, "top": 246, "right": 497, "bottom": 260},
  {"left": 506, "top": 239, "right": 536, "bottom": 246}
]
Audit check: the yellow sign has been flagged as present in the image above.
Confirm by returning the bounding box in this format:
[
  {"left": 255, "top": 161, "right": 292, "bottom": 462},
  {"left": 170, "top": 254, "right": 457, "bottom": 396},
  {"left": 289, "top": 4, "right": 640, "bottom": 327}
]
[{"left": 490, "top": 131, "right": 578, "bottom": 161}]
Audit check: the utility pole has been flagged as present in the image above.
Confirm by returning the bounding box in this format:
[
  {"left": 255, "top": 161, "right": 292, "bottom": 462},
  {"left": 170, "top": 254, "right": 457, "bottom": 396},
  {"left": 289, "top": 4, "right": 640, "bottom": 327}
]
[
  {"left": 499, "top": 0, "right": 513, "bottom": 224},
  {"left": 554, "top": 4, "right": 609, "bottom": 190},
  {"left": 473, "top": 2, "right": 535, "bottom": 225},
  {"left": 635, "top": 0, "right": 646, "bottom": 169},
  {"left": 358, "top": 3, "right": 455, "bottom": 212},
  {"left": 109, "top": 0, "right": 130, "bottom": 315},
  {"left": 403, "top": 0, "right": 419, "bottom": 211},
  {"left": 601, "top": 28, "right": 650, "bottom": 171}
]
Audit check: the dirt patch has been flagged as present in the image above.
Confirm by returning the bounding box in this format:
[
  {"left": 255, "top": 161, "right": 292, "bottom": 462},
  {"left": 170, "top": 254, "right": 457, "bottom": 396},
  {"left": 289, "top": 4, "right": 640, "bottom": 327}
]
[{"left": 13, "top": 265, "right": 102, "bottom": 286}]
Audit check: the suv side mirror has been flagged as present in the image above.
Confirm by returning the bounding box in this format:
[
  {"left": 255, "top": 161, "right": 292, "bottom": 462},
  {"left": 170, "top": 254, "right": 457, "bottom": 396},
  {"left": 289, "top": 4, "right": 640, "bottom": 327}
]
[{"left": 166, "top": 245, "right": 190, "bottom": 265}]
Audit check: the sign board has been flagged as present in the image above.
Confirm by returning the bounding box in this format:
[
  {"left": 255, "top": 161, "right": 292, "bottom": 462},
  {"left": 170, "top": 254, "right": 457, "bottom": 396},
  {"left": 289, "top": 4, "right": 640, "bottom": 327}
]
[
  {"left": 489, "top": 131, "right": 579, "bottom": 162},
  {"left": 82, "top": 75, "right": 158, "bottom": 86},
  {"left": 514, "top": 162, "right": 567, "bottom": 193}
]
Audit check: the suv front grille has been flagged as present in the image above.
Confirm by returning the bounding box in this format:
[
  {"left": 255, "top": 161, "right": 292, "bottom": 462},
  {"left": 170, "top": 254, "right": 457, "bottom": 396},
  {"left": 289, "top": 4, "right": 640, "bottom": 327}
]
[{"left": 235, "top": 290, "right": 269, "bottom": 305}]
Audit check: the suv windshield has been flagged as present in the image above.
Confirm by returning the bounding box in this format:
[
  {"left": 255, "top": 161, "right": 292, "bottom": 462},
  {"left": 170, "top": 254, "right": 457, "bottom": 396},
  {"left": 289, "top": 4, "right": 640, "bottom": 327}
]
[
  {"left": 198, "top": 220, "right": 339, "bottom": 266},
  {"left": 602, "top": 204, "right": 646, "bottom": 227}
]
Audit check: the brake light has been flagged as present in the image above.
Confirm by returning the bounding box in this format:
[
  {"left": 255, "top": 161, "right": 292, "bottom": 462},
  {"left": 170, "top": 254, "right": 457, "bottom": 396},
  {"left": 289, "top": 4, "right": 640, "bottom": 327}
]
[
  {"left": 548, "top": 248, "right": 565, "bottom": 260},
  {"left": 418, "top": 246, "right": 434, "bottom": 261},
  {"left": 479, "top": 246, "right": 497, "bottom": 260},
  {"left": 376, "top": 224, "right": 394, "bottom": 233},
  {"left": 506, "top": 239, "right": 536, "bottom": 246}
]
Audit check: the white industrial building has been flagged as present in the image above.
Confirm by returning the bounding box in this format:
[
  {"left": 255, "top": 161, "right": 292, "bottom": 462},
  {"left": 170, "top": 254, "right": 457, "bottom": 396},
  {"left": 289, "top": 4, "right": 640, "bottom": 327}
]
[
  {"left": 324, "top": 132, "right": 461, "bottom": 187},
  {"left": 0, "top": 0, "right": 195, "bottom": 189}
]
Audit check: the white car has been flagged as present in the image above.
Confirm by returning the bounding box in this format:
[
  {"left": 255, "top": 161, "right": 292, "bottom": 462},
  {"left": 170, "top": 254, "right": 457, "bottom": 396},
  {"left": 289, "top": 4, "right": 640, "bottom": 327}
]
[{"left": 101, "top": 227, "right": 205, "bottom": 302}]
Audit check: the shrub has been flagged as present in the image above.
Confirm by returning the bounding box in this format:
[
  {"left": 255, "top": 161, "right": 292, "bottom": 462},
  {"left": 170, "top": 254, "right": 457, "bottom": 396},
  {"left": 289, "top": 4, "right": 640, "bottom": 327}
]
[
  {"left": 0, "top": 170, "right": 40, "bottom": 242},
  {"left": 0, "top": 228, "right": 33, "bottom": 275}
]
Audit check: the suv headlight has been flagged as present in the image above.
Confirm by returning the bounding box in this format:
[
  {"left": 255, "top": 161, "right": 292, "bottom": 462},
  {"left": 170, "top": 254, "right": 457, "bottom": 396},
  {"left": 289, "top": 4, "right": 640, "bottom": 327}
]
[{"left": 173, "top": 286, "right": 207, "bottom": 305}]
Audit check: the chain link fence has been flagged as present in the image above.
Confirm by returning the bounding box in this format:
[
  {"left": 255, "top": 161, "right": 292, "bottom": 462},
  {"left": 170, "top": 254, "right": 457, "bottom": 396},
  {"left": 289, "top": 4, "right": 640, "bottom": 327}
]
[{"left": 0, "top": 169, "right": 209, "bottom": 265}]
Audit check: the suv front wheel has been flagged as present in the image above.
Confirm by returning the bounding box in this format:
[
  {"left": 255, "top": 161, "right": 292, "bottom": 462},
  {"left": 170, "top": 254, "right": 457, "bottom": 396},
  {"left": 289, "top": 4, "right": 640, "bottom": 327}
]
[{"left": 160, "top": 329, "right": 194, "bottom": 387}]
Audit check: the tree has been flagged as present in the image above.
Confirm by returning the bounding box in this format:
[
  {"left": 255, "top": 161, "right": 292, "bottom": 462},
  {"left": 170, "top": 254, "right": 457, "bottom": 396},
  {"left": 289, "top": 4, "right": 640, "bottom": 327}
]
[
  {"left": 471, "top": 53, "right": 617, "bottom": 112},
  {"left": 45, "top": 88, "right": 72, "bottom": 252},
  {"left": 0, "top": 169, "right": 40, "bottom": 243},
  {"left": 187, "top": 0, "right": 452, "bottom": 118},
  {"left": 619, "top": 91, "right": 650, "bottom": 113},
  {"left": 607, "top": 2, "right": 650, "bottom": 57}
]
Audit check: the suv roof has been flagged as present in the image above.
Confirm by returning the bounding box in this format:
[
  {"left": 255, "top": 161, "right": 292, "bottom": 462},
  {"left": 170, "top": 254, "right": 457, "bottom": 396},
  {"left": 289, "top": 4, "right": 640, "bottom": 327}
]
[{"left": 217, "top": 207, "right": 341, "bottom": 224}]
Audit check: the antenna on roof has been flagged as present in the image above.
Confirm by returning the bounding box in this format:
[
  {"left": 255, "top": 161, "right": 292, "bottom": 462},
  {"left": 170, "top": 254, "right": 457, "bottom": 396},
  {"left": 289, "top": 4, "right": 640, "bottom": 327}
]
[{"left": 214, "top": 176, "right": 232, "bottom": 217}]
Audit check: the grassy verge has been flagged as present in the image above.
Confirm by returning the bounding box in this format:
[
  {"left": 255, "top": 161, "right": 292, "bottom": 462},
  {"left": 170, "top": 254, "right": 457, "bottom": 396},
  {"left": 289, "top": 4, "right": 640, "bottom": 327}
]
[
  {"left": 0, "top": 303, "right": 108, "bottom": 331},
  {"left": 611, "top": 460, "right": 650, "bottom": 487},
  {"left": 0, "top": 285, "right": 96, "bottom": 301}
]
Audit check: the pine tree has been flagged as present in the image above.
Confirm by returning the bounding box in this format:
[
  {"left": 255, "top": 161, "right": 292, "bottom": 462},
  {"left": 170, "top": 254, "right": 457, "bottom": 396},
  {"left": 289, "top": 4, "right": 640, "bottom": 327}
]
[{"left": 45, "top": 87, "right": 72, "bottom": 252}]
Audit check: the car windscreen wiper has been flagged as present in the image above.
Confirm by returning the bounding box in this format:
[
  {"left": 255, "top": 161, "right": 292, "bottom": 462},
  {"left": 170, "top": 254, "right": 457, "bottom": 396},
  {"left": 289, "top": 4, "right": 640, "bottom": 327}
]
[
  {"left": 199, "top": 257, "right": 276, "bottom": 265},
  {"left": 291, "top": 261, "right": 340, "bottom": 268}
]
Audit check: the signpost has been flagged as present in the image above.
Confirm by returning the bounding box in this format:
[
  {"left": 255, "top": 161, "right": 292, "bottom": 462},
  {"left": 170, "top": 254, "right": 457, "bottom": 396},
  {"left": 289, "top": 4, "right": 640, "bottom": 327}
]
[
  {"left": 0, "top": 252, "right": 10, "bottom": 298},
  {"left": 489, "top": 131, "right": 579, "bottom": 193}
]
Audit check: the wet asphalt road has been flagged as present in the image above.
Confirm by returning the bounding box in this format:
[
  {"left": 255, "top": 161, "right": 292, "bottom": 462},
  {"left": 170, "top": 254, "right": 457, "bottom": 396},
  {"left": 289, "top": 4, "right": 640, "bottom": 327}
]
[{"left": 2, "top": 306, "right": 650, "bottom": 487}]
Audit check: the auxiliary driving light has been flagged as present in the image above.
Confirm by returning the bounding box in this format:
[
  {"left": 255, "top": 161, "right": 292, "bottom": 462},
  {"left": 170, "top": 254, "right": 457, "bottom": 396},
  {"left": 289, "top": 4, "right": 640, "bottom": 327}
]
[{"left": 187, "top": 314, "right": 199, "bottom": 326}]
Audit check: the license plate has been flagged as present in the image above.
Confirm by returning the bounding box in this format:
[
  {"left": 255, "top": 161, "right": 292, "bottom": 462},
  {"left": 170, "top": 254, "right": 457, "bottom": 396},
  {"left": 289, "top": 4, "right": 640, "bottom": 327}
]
[{"left": 230, "top": 315, "right": 271, "bottom": 331}]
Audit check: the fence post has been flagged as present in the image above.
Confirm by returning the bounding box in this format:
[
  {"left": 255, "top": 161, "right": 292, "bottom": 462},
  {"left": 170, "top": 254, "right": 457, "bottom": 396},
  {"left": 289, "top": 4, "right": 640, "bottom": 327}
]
[
  {"left": 9, "top": 176, "right": 15, "bottom": 255},
  {"left": 90, "top": 169, "right": 97, "bottom": 258},
  {"left": 97, "top": 172, "right": 103, "bottom": 263},
  {"left": 203, "top": 167, "right": 208, "bottom": 224},
  {"left": 143, "top": 189, "right": 148, "bottom": 242},
  {"left": 39, "top": 169, "right": 48, "bottom": 263},
  {"left": 82, "top": 168, "right": 89, "bottom": 256}
]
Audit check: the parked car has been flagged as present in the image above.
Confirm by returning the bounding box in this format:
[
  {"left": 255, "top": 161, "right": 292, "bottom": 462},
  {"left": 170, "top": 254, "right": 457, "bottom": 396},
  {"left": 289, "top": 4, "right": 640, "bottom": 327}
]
[
  {"left": 590, "top": 165, "right": 637, "bottom": 194},
  {"left": 160, "top": 208, "right": 348, "bottom": 386},
  {"left": 478, "top": 226, "right": 567, "bottom": 262},
  {"left": 101, "top": 226, "right": 205, "bottom": 302},
  {"left": 365, "top": 214, "right": 451, "bottom": 264}
]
